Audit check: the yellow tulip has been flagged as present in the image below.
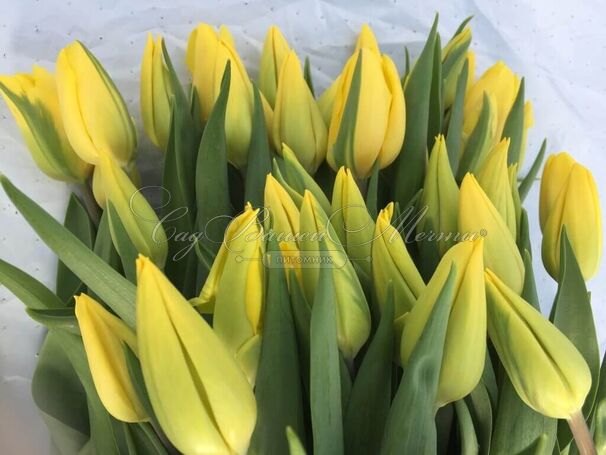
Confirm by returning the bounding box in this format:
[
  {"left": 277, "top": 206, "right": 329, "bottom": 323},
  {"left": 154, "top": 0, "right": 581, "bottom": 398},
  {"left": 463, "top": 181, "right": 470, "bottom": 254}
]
[
  {"left": 541, "top": 159, "right": 602, "bottom": 280},
  {"left": 519, "top": 100, "right": 534, "bottom": 167},
  {"left": 539, "top": 152, "right": 576, "bottom": 230},
  {"left": 317, "top": 75, "right": 341, "bottom": 126},
  {"left": 75, "top": 293, "right": 147, "bottom": 423},
  {"left": 326, "top": 25, "right": 405, "bottom": 179},
  {"left": 273, "top": 50, "right": 327, "bottom": 174},
  {"left": 136, "top": 256, "right": 257, "bottom": 454},
  {"left": 186, "top": 23, "right": 272, "bottom": 169},
  {"left": 299, "top": 190, "right": 371, "bottom": 360},
  {"left": 140, "top": 33, "right": 173, "bottom": 151},
  {"left": 485, "top": 269, "right": 591, "bottom": 418},
  {"left": 56, "top": 41, "right": 137, "bottom": 166},
  {"left": 372, "top": 202, "right": 425, "bottom": 318},
  {"left": 197, "top": 204, "right": 265, "bottom": 384},
  {"left": 401, "top": 239, "right": 486, "bottom": 406},
  {"left": 0, "top": 66, "right": 92, "bottom": 182},
  {"left": 442, "top": 26, "right": 472, "bottom": 109},
  {"left": 459, "top": 173, "right": 524, "bottom": 293},
  {"left": 259, "top": 25, "right": 290, "bottom": 108},
  {"left": 96, "top": 154, "right": 167, "bottom": 267}
]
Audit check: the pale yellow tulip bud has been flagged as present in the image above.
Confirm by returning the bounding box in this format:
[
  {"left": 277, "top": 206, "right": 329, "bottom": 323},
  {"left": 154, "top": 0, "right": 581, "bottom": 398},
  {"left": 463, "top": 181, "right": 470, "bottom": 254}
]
[
  {"left": 317, "top": 75, "right": 341, "bottom": 126},
  {"left": 259, "top": 25, "right": 290, "bottom": 108},
  {"left": 56, "top": 41, "right": 137, "bottom": 166},
  {"left": 539, "top": 152, "right": 576, "bottom": 230}
]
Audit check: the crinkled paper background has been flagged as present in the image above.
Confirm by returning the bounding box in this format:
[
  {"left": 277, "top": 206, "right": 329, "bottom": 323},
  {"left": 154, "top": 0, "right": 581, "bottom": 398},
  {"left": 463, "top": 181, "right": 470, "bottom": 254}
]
[{"left": 0, "top": 0, "right": 605, "bottom": 452}]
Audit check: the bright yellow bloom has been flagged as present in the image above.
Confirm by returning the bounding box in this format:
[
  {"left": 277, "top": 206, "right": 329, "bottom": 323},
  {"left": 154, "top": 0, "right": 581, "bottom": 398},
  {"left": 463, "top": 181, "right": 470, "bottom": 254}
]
[
  {"left": 401, "top": 239, "right": 486, "bottom": 406},
  {"left": 273, "top": 50, "right": 327, "bottom": 174},
  {"left": 75, "top": 293, "right": 147, "bottom": 423},
  {"left": 459, "top": 173, "right": 524, "bottom": 293},
  {"left": 539, "top": 152, "right": 576, "bottom": 230},
  {"left": 0, "top": 66, "right": 92, "bottom": 182},
  {"left": 259, "top": 25, "right": 290, "bottom": 108},
  {"left": 326, "top": 25, "right": 405, "bottom": 179},
  {"left": 197, "top": 204, "right": 265, "bottom": 384},
  {"left": 56, "top": 41, "right": 137, "bottom": 166},
  {"left": 485, "top": 269, "right": 591, "bottom": 418},
  {"left": 140, "top": 33, "right": 173, "bottom": 151},
  {"left": 136, "top": 256, "right": 257, "bottom": 455}
]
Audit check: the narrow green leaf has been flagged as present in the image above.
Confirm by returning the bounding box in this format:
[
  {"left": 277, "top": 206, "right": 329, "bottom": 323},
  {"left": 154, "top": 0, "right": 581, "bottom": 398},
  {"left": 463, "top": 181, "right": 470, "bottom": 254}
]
[
  {"left": 26, "top": 307, "right": 79, "bottom": 334},
  {"left": 454, "top": 16, "right": 473, "bottom": 35},
  {"left": 518, "top": 139, "right": 546, "bottom": 202},
  {"left": 501, "top": 79, "right": 525, "bottom": 166},
  {"left": 289, "top": 269, "right": 312, "bottom": 392},
  {"left": 304, "top": 56, "right": 315, "bottom": 97},
  {"left": 93, "top": 210, "right": 121, "bottom": 271},
  {"left": 456, "top": 93, "right": 493, "bottom": 181},
  {"left": 427, "top": 33, "right": 443, "bottom": 148},
  {"left": 365, "top": 161, "right": 380, "bottom": 219},
  {"left": 445, "top": 60, "right": 469, "bottom": 172},
  {"left": 401, "top": 47, "right": 411, "bottom": 85},
  {"left": 106, "top": 202, "right": 138, "bottom": 283},
  {"left": 465, "top": 382, "right": 493, "bottom": 455},
  {"left": 455, "top": 400, "right": 479, "bottom": 455},
  {"left": 517, "top": 209, "right": 532, "bottom": 257},
  {"left": 128, "top": 423, "right": 168, "bottom": 455}
]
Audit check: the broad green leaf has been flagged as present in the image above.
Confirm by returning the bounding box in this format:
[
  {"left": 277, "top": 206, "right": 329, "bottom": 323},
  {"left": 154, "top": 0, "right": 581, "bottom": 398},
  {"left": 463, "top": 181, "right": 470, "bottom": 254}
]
[
  {"left": 304, "top": 56, "right": 315, "bottom": 97},
  {"left": 501, "top": 79, "right": 525, "bottom": 166},
  {"left": 455, "top": 399, "right": 479, "bottom": 455},
  {"left": 456, "top": 93, "right": 493, "bottom": 181},
  {"left": 445, "top": 60, "right": 469, "bottom": 172},
  {"left": 427, "top": 34, "right": 443, "bottom": 148},
  {"left": 0, "top": 176, "right": 137, "bottom": 328},
  {"left": 107, "top": 202, "right": 138, "bottom": 283},
  {"left": 289, "top": 269, "right": 312, "bottom": 392},
  {"left": 518, "top": 139, "right": 546, "bottom": 202},
  {"left": 26, "top": 307, "right": 79, "bottom": 334},
  {"left": 381, "top": 264, "right": 457, "bottom": 455}
]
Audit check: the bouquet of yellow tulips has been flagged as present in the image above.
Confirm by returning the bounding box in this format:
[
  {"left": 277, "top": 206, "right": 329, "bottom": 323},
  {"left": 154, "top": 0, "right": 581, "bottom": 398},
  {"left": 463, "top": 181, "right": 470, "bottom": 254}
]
[{"left": 1, "top": 14, "right": 604, "bottom": 455}]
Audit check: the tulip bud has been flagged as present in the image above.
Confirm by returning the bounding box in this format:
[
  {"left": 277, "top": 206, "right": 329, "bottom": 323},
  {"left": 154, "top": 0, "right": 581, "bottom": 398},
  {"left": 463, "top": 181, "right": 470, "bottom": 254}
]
[
  {"left": 401, "top": 239, "right": 486, "bottom": 406},
  {"left": 485, "top": 269, "right": 591, "bottom": 418},
  {"left": 459, "top": 173, "right": 524, "bottom": 293},
  {"left": 96, "top": 154, "right": 167, "bottom": 267},
  {"left": 317, "top": 75, "right": 341, "bottom": 126},
  {"left": 476, "top": 138, "right": 517, "bottom": 237},
  {"left": 264, "top": 174, "right": 299, "bottom": 241},
  {"left": 0, "top": 66, "right": 92, "bottom": 182},
  {"left": 273, "top": 50, "right": 327, "bottom": 174},
  {"left": 541, "top": 160, "right": 602, "bottom": 280},
  {"left": 187, "top": 23, "right": 273, "bottom": 169},
  {"left": 140, "top": 33, "right": 173, "bottom": 151},
  {"left": 372, "top": 202, "right": 425, "bottom": 318},
  {"left": 198, "top": 204, "right": 265, "bottom": 384},
  {"left": 419, "top": 135, "right": 459, "bottom": 256},
  {"left": 299, "top": 190, "right": 370, "bottom": 359},
  {"left": 259, "top": 25, "right": 290, "bottom": 108},
  {"left": 518, "top": 100, "right": 534, "bottom": 167},
  {"left": 56, "top": 41, "right": 137, "bottom": 166},
  {"left": 136, "top": 256, "right": 257, "bottom": 454},
  {"left": 539, "top": 152, "right": 575, "bottom": 230},
  {"left": 442, "top": 26, "right": 472, "bottom": 109},
  {"left": 75, "top": 293, "right": 147, "bottom": 423},
  {"left": 326, "top": 25, "right": 405, "bottom": 179}
]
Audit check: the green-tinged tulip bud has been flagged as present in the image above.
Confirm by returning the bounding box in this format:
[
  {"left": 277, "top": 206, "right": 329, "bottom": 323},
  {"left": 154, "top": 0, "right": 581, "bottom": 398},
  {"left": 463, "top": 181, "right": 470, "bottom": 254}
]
[
  {"left": 273, "top": 50, "right": 327, "bottom": 174},
  {"left": 96, "top": 155, "right": 167, "bottom": 267},
  {"left": 136, "top": 256, "right": 257, "bottom": 454},
  {"left": 419, "top": 135, "right": 459, "bottom": 256},
  {"left": 477, "top": 138, "right": 517, "bottom": 237},
  {"left": 459, "top": 173, "right": 524, "bottom": 293},
  {"left": 466, "top": 51, "right": 476, "bottom": 86},
  {"left": 541, "top": 159, "right": 602, "bottom": 280},
  {"left": 401, "top": 239, "right": 486, "bottom": 406},
  {"left": 442, "top": 26, "right": 472, "bottom": 109},
  {"left": 372, "top": 202, "right": 425, "bottom": 318},
  {"left": 326, "top": 25, "right": 405, "bottom": 179},
  {"left": 140, "top": 33, "right": 173, "bottom": 151},
  {"left": 518, "top": 100, "right": 535, "bottom": 167},
  {"left": 539, "top": 152, "right": 576, "bottom": 230},
  {"left": 331, "top": 167, "right": 375, "bottom": 276},
  {"left": 186, "top": 23, "right": 273, "bottom": 169},
  {"left": 485, "top": 269, "right": 591, "bottom": 418},
  {"left": 0, "top": 66, "right": 92, "bottom": 182},
  {"left": 317, "top": 75, "right": 341, "bottom": 126},
  {"left": 198, "top": 204, "right": 265, "bottom": 384},
  {"left": 74, "top": 293, "right": 147, "bottom": 423},
  {"left": 299, "top": 190, "right": 370, "bottom": 359},
  {"left": 508, "top": 163, "right": 522, "bottom": 234},
  {"left": 259, "top": 25, "right": 290, "bottom": 108},
  {"left": 56, "top": 41, "right": 137, "bottom": 166}
]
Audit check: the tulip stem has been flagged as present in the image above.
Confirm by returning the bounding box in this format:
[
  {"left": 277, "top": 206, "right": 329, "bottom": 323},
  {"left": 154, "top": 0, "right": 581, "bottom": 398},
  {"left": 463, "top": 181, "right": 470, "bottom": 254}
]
[
  {"left": 568, "top": 410, "right": 596, "bottom": 455},
  {"left": 79, "top": 180, "right": 100, "bottom": 227}
]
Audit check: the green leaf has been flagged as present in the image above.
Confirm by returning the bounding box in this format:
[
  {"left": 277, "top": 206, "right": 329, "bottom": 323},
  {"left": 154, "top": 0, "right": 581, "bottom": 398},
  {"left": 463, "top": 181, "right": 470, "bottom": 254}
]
[
  {"left": 289, "top": 269, "right": 312, "bottom": 392},
  {"left": 93, "top": 210, "right": 122, "bottom": 271},
  {"left": 501, "top": 79, "right": 525, "bottom": 166},
  {"left": 344, "top": 283, "right": 394, "bottom": 455},
  {"left": 455, "top": 399, "right": 479, "bottom": 455},
  {"left": 427, "top": 33, "right": 443, "bottom": 148},
  {"left": 249, "top": 247, "right": 305, "bottom": 455},
  {"left": 365, "top": 161, "right": 380, "bottom": 219},
  {"left": 106, "top": 202, "right": 138, "bottom": 283},
  {"left": 517, "top": 208, "right": 532, "bottom": 257},
  {"left": 56, "top": 193, "right": 95, "bottom": 303},
  {"left": 304, "top": 56, "right": 315, "bottom": 97},
  {"left": 465, "top": 382, "right": 493, "bottom": 455},
  {"left": 244, "top": 84, "right": 272, "bottom": 209},
  {"left": 594, "top": 358, "right": 606, "bottom": 455},
  {"left": 381, "top": 264, "right": 457, "bottom": 455},
  {"left": 128, "top": 423, "right": 168, "bottom": 455},
  {"left": 456, "top": 93, "right": 493, "bottom": 181},
  {"left": 0, "top": 176, "right": 137, "bottom": 329},
  {"left": 392, "top": 14, "right": 438, "bottom": 207},
  {"left": 518, "top": 139, "right": 546, "bottom": 202},
  {"left": 445, "top": 60, "right": 469, "bottom": 172},
  {"left": 26, "top": 307, "right": 79, "bottom": 334}
]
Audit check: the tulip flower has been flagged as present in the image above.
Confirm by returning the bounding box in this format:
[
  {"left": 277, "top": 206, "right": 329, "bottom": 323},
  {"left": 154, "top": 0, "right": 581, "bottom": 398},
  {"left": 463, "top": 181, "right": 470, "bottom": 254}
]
[
  {"left": 372, "top": 202, "right": 425, "bottom": 318},
  {"left": 485, "top": 269, "right": 591, "bottom": 419},
  {"left": 140, "top": 33, "right": 173, "bottom": 151},
  {"left": 0, "top": 66, "right": 92, "bottom": 182},
  {"left": 75, "top": 293, "right": 147, "bottom": 423},
  {"left": 56, "top": 41, "right": 137, "bottom": 166},
  {"left": 186, "top": 23, "right": 272, "bottom": 169},
  {"left": 273, "top": 50, "right": 327, "bottom": 174},
  {"left": 299, "top": 190, "right": 371, "bottom": 360},
  {"left": 197, "top": 204, "right": 265, "bottom": 384},
  {"left": 136, "top": 256, "right": 257, "bottom": 455},
  {"left": 539, "top": 152, "right": 576, "bottom": 230},
  {"left": 259, "top": 25, "right": 290, "bottom": 108},
  {"left": 326, "top": 25, "right": 405, "bottom": 179},
  {"left": 442, "top": 26, "right": 472, "bottom": 109},
  {"left": 541, "top": 158, "right": 602, "bottom": 280},
  {"left": 401, "top": 239, "right": 486, "bottom": 406},
  {"left": 418, "top": 135, "right": 459, "bottom": 256},
  {"left": 317, "top": 75, "right": 341, "bottom": 125},
  {"left": 96, "top": 154, "right": 167, "bottom": 267},
  {"left": 459, "top": 173, "right": 524, "bottom": 293},
  {"left": 477, "top": 138, "right": 517, "bottom": 237}
]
